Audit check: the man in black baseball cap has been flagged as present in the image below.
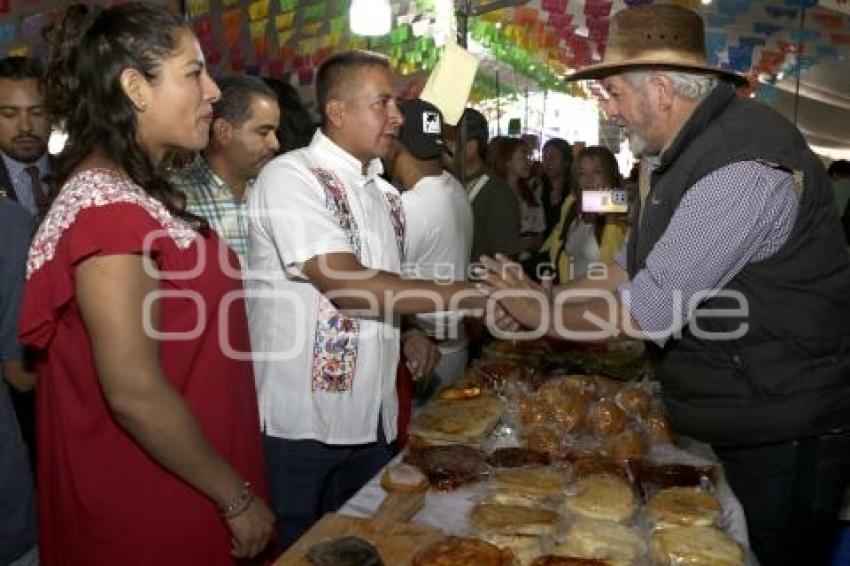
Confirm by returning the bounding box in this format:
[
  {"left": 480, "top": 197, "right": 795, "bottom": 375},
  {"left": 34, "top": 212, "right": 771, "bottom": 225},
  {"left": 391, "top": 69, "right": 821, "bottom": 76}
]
[{"left": 385, "top": 99, "right": 474, "bottom": 401}]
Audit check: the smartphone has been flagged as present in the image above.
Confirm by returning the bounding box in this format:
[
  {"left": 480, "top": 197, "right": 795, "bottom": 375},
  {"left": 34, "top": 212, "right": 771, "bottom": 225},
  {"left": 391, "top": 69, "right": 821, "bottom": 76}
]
[{"left": 582, "top": 189, "right": 628, "bottom": 214}]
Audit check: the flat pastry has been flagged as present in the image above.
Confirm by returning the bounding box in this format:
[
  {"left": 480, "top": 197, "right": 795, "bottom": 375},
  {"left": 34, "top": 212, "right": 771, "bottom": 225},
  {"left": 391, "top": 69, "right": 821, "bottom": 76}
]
[
  {"left": 650, "top": 526, "right": 743, "bottom": 566},
  {"left": 409, "top": 395, "right": 504, "bottom": 443},
  {"left": 563, "top": 476, "right": 636, "bottom": 523},
  {"left": 413, "top": 536, "right": 515, "bottom": 566},
  {"left": 493, "top": 466, "right": 569, "bottom": 497},
  {"left": 471, "top": 503, "right": 561, "bottom": 536},
  {"left": 551, "top": 518, "right": 646, "bottom": 566},
  {"left": 647, "top": 487, "right": 722, "bottom": 528},
  {"left": 483, "top": 488, "right": 550, "bottom": 508}
]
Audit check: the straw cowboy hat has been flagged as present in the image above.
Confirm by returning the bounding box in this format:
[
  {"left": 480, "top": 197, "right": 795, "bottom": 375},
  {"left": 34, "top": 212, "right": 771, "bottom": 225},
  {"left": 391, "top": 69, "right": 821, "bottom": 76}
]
[{"left": 567, "top": 3, "right": 747, "bottom": 85}]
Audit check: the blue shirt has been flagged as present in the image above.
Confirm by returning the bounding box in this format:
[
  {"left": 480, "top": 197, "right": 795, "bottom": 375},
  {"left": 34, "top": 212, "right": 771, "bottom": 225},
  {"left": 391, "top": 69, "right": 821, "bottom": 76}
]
[
  {"left": 1, "top": 152, "right": 50, "bottom": 217},
  {"left": 617, "top": 160, "right": 798, "bottom": 347},
  {"left": 0, "top": 198, "right": 37, "bottom": 562}
]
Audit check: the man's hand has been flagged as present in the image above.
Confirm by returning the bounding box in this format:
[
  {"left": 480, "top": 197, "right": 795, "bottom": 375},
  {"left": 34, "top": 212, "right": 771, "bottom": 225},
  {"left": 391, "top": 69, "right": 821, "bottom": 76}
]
[
  {"left": 402, "top": 329, "right": 441, "bottom": 381},
  {"left": 477, "top": 254, "right": 551, "bottom": 333}
]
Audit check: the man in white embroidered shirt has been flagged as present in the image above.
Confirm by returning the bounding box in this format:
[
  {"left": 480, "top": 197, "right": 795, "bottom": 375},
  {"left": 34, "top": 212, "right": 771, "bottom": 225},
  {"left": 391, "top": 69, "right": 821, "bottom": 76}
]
[{"left": 246, "top": 51, "right": 483, "bottom": 547}]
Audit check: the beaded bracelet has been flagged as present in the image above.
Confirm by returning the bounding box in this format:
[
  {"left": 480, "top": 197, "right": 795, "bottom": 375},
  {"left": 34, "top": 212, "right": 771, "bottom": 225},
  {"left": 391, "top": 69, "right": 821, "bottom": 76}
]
[{"left": 220, "top": 481, "right": 254, "bottom": 519}]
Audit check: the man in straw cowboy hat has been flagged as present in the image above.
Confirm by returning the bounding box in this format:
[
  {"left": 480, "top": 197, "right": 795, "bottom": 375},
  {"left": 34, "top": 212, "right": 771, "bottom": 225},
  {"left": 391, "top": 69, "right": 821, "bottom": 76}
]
[{"left": 478, "top": 4, "right": 850, "bottom": 565}]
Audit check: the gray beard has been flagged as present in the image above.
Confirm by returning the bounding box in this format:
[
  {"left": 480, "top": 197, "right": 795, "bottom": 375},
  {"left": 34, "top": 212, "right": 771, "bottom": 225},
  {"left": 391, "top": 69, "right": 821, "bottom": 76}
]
[{"left": 627, "top": 130, "right": 653, "bottom": 157}]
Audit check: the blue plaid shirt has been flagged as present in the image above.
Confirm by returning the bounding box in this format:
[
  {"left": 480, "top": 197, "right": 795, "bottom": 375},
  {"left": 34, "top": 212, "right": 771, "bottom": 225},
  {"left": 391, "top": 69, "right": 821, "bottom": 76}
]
[{"left": 172, "top": 154, "right": 250, "bottom": 260}]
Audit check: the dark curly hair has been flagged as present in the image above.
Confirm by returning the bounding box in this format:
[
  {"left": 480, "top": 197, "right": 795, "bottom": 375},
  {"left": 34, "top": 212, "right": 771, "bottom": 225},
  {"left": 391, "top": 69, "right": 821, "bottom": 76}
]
[{"left": 43, "top": 2, "right": 200, "bottom": 225}]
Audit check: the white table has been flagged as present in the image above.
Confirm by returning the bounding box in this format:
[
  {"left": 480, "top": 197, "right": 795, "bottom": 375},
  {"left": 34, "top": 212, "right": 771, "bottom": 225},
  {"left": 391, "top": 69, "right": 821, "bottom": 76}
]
[{"left": 339, "top": 437, "right": 754, "bottom": 562}]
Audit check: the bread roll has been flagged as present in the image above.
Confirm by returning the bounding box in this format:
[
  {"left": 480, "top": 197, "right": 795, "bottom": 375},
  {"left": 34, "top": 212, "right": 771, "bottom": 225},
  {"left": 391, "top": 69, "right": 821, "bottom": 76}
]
[{"left": 586, "top": 400, "right": 627, "bottom": 439}]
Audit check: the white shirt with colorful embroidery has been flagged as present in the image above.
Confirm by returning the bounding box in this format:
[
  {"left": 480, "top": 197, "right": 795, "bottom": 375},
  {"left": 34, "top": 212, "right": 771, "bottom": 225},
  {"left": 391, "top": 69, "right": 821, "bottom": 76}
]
[{"left": 246, "top": 131, "right": 403, "bottom": 445}]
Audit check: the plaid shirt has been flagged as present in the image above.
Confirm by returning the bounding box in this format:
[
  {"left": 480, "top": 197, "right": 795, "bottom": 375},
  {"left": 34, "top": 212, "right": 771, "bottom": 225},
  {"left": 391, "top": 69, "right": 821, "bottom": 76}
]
[{"left": 172, "top": 154, "right": 250, "bottom": 259}]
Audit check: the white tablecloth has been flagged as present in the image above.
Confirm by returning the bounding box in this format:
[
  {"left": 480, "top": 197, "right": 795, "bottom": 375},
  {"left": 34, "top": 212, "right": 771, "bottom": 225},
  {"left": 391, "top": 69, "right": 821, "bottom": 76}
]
[{"left": 339, "top": 437, "right": 753, "bottom": 561}]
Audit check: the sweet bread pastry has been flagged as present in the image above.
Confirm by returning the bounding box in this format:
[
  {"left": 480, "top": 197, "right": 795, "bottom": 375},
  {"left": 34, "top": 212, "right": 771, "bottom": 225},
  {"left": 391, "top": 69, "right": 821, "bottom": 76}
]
[
  {"left": 647, "top": 487, "right": 722, "bottom": 528},
  {"left": 563, "top": 476, "right": 636, "bottom": 523},
  {"left": 526, "top": 427, "right": 564, "bottom": 458},
  {"left": 650, "top": 526, "right": 743, "bottom": 566},
  {"left": 471, "top": 503, "right": 561, "bottom": 536},
  {"left": 615, "top": 386, "right": 651, "bottom": 418},
  {"left": 605, "top": 429, "right": 647, "bottom": 461},
  {"left": 586, "top": 401, "right": 627, "bottom": 439},
  {"left": 413, "top": 536, "right": 516, "bottom": 566},
  {"left": 380, "top": 462, "right": 428, "bottom": 493},
  {"left": 551, "top": 518, "right": 646, "bottom": 566},
  {"left": 493, "top": 465, "right": 569, "bottom": 497}
]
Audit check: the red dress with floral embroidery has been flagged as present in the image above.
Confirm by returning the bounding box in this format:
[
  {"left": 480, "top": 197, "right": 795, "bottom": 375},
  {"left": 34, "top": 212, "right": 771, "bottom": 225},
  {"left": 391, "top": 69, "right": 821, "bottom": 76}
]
[{"left": 19, "top": 170, "right": 267, "bottom": 565}]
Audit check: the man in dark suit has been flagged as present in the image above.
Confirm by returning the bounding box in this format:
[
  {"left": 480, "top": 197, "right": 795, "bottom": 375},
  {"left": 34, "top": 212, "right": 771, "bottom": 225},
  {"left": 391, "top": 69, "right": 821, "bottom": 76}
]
[
  {"left": 0, "top": 56, "right": 49, "bottom": 486},
  {"left": 0, "top": 57, "right": 51, "bottom": 218}
]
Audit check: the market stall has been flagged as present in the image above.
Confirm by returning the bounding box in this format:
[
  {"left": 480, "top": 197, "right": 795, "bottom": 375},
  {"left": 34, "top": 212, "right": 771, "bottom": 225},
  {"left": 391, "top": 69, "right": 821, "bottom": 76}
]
[{"left": 277, "top": 341, "right": 756, "bottom": 565}]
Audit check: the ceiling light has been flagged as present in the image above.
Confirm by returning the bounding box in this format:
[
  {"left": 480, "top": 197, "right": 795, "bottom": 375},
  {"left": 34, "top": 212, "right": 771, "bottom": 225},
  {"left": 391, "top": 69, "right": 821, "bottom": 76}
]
[{"left": 350, "top": 0, "right": 391, "bottom": 36}]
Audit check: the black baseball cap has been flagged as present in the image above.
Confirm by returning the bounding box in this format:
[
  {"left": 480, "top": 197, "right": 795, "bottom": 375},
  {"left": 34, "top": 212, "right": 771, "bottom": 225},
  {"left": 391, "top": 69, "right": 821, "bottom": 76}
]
[{"left": 398, "top": 99, "right": 445, "bottom": 160}]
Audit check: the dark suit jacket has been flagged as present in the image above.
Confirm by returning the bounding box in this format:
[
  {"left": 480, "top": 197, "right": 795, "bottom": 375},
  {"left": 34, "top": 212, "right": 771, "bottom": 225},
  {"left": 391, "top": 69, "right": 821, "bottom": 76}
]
[{"left": 0, "top": 152, "right": 54, "bottom": 218}]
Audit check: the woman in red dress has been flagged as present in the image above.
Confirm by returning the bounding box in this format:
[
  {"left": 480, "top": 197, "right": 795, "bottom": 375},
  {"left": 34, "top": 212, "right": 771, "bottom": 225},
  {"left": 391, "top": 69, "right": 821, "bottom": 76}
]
[{"left": 19, "top": 3, "right": 274, "bottom": 563}]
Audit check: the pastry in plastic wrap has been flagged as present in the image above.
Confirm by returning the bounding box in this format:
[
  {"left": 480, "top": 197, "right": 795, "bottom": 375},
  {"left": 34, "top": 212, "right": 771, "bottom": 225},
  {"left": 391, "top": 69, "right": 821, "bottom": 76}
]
[
  {"left": 563, "top": 475, "right": 637, "bottom": 523},
  {"left": 635, "top": 463, "right": 717, "bottom": 493},
  {"left": 614, "top": 385, "right": 651, "bottom": 418},
  {"left": 474, "top": 361, "right": 523, "bottom": 390},
  {"left": 560, "top": 375, "right": 598, "bottom": 397},
  {"left": 650, "top": 526, "right": 743, "bottom": 566},
  {"left": 380, "top": 462, "right": 428, "bottom": 493},
  {"left": 407, "top": 445, "right": 487, "bottom": 491},
  {"left": 647, "top": 487, "right": 723, "bottom": 528},
  {"left": 571, "top": 456, "right": 631, "bottom": 482},
  {"left": 605, "top": 429, "right": 647, "bottom": 461},
  {"left": 483, "top": 488, "right": 552, "bottom": 507},
  {"left": 538, "top": 379, "right": 569, "bottom": 407},
  {"left": 493, "top": 465, "right": 569, "bottom": 497},
  {"left": 526, "top": 427, "right": 564, "bottom": 459},
  {"left": 488, "top": 447, "right": 551, "bottom": 468},
  {"left": 306, "top": 536, "right": 384, "bottom": 566},
  {"left": 644, "top": 408, "right": 672, "bottom": 444},
  {"left": 520, "top": 397, "right": 553, "bottom": 428},
  {"left": 551, "top": 518, "right": 646, "bottom": 566},
  {"left": 586, "top": 400, "right": 627, "bottom": 439},
  {"left": 471, "top": 503, "right": 561, "bottom": 536},
  {"left": 413, "top": 536, "right": 516, "bottom": 566},
  {"left": 552, "top": 396, "right": 587, "bottom": 433}
]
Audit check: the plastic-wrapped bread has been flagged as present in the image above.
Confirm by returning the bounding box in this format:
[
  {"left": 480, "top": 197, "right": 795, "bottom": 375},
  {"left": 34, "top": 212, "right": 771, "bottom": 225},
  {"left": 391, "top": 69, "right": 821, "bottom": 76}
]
[{"left": 650, "top": 526, "right": 743, "bottom": 566}]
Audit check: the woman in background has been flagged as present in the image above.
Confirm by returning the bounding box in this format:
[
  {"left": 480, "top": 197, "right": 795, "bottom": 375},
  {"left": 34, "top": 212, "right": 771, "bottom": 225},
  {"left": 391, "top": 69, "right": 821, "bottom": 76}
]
[
  {"left": 539, "top": 137, "right": 573, "bottom": 238},
  {"left": 20, "top": 3, "right": 273, "bottom": 563},
  {"left": 540, "top": 146, "right": 629, "bottom": 283},
  {"left": 488, "top": 136, "right": 545, "bottom": 255}
]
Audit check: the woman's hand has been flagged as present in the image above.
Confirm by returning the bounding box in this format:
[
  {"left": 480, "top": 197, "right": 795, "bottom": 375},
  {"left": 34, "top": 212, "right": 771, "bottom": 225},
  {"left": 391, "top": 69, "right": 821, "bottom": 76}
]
[{"left": 226, "top": 496, "right": 276, "bottom": 559}]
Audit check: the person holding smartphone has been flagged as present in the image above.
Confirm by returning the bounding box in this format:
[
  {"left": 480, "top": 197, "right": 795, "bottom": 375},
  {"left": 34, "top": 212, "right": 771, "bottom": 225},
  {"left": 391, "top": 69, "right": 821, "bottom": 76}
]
[{"left": 540, "top": 146, "right": 629, "bottom": 283}]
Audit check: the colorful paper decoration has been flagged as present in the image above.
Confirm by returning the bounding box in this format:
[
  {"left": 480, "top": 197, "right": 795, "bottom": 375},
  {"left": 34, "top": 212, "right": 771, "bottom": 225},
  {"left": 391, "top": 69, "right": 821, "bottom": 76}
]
[{"left": 249, "top": 0, "right": 270, "bottom": 21}]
